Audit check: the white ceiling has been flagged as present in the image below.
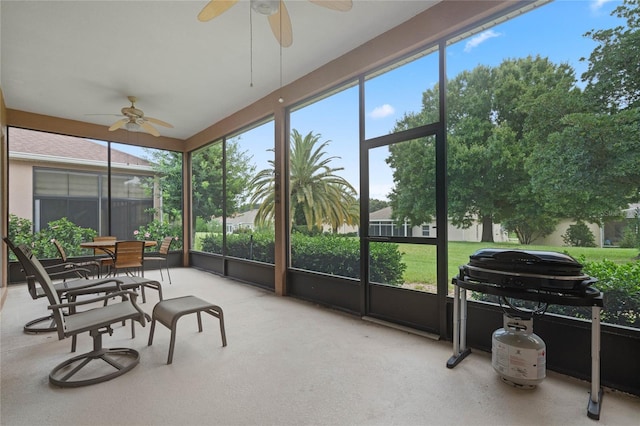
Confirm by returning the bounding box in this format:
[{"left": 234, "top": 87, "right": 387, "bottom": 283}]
[{"left": 1, "top": 1, "right": 440, "bottom": 140}]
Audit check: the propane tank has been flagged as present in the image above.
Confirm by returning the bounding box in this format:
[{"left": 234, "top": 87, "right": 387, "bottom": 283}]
[{"left": 492, "top": 314, "right": 546, "bottom": 389}]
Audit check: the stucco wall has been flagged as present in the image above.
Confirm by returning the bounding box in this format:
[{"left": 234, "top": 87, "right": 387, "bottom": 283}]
[
  {"left": 532, "top": 219, "right": 602, "bottom": 247},
  {"left": 7, "top": 160, "right": 32, "bottom": 220}
]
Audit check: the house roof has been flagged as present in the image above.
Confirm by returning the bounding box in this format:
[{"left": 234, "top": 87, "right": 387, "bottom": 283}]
[
  {"left": 8, "top": 127, "right": 150, "bottom": 166},
  {"left": 218, "top": 209, "right": 260, "bottom": 226},
  {"left": 370, "top": 206, "right": 393, "bottom": 221}
]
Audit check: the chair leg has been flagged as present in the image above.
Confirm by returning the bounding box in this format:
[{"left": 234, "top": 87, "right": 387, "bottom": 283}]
[
  {"left": 168, "top": 325, "right": 178, "bottom": 364},
  {"left": 147, "top": 318, "right": 157, "bottom": 346},
  {"left": 165, "top": 260, "right": 172, "bottom": 284},
  {"left": 140, "top": 285, "right": 147, "bottom": 304}
]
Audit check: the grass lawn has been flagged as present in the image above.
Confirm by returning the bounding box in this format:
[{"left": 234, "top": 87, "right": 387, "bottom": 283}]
[{"left": 399, "top": 241, "right": 639, "bottom": 285}]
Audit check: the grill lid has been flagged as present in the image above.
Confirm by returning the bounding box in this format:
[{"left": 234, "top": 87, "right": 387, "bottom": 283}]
[{"left": 468, "top": 249, "right": 583, "bottom": 276}]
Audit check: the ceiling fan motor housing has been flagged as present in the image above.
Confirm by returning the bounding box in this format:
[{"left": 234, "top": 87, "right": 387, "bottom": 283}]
[{"left": 122, "top": 106, "right": 144, "bottom": 119}]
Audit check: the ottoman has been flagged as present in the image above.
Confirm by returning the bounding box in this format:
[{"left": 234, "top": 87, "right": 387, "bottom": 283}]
[{"left": 147, "top": 295, "right": 227, "bottom": 364}]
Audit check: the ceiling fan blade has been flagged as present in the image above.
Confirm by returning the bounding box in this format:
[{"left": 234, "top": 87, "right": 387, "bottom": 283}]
[
  {"left": 145, "top": 116, "right": 174, "bottom": 128},
  {"left": 197, "top": 0, "right": 239, "bottom": 22},
  {"left": 108, "top": 118, "right": 128, "bottom": 131},
  {"left": 140, "top": 121, "right": 161, "bottom": 137},
  {"left": 268, "top": 1, "right": 293, "bottom": 48},
  {"left": 308, "top": 0, "right": 352, "bottom": 12}
]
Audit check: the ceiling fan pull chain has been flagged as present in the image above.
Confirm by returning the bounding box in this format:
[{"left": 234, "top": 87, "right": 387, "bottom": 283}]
[{"left": 250, "top": 4, "right": 254, "bottom": 88}]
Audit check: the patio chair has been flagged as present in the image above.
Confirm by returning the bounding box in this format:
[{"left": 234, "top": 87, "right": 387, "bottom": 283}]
[
  {"left": 52, "top": 239, "right": 101, "bottom": 278},
  {"left": 4, "top": 237, "right": 96, "bottom": 333},
  {"left": 4, "top": 237, "right": 162, "bottom": 338},
  {"left": 93, "top": 235, "right": 117, "bottom": 276},
  {"left": 10, "top": 243, "right": 147, "bottom": 387},
  {"left": 143, "top": 236, "right": 174, "bottom": 284},
  {"left": 111, "top": 240, "right": 145, "bottom": 276}
]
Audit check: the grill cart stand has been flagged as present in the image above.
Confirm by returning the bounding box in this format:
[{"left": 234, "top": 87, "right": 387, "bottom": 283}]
[{"left": 447, "top": 274, "right": 604, "bottom": 420}]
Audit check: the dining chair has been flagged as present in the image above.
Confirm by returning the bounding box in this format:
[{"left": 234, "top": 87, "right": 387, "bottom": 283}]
[
  {"left": 93, "top": 236, "right": 117, "bottom": 275},
  {"left": 52, "top": 239, "right": 101, "bottom": 278},
  {"left": 10, "top": 242, "right": 147, "bottom": 387},
  {"left": 143, "top": 236, "right": 174, "bottom": 284},
  {"left": 111, "top": 240, "right": 146, "bottom": 278}
]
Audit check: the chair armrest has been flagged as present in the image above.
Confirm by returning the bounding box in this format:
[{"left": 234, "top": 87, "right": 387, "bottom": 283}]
[
  {"left": 49, "top": 289, "right": 137, "bottom": 309},
  {"left": 62, "top": 278, "right": 125, "bottom": 294},
  {"left": 46, "top": 267, "right": 92, "bottom": 278},
  {"left": 48, "top": 290, "right": 147, "bottom": 327}
]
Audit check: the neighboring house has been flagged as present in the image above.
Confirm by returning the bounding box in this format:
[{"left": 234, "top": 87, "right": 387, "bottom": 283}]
[
  {"left": 369, "top": 206, "right": 510, "bottom": 242},
  {"left": 531, "top": 206, "right": 640, "bottom": 247},
  {"left": 220, "top": 206, "right": 510, "bottom": 243},
  {"left": 531, "top": 219, "right": 602, "bottom": 247},
  {"left": 219, "top": 209, "right": 260, "bottom": 234},
  {"left": 8, "top": 128, "right": 159, "bottom": 238},
  {"left": 603, "top": 204, "right": 640, "bottom": 246}
]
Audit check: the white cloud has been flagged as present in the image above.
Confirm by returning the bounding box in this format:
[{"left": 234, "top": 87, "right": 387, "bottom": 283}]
[
  {"left": 590, "top": 0, "right": 614, "bottom": 12},
  {"left": 370, "top": 104, "right": 395, "bottom": 119},
  {"left": 464, "top": 29, "right": 502, "bottom": 53}
]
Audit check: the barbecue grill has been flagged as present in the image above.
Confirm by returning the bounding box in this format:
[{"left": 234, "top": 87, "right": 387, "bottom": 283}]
[{"left": 462, "top": 248, "right": 597, "bottom": 295}]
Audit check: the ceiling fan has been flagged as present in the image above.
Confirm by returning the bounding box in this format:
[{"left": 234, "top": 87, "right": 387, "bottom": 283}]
[
  {"left": 197, "top": 0, "right": 353, "bottom": 47},
  {"left": 108, "top": 96, "right": 173, "bottom": 137}
]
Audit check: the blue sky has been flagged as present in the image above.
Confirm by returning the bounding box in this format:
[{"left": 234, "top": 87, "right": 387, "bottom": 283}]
[{"left": 121, "top": 0, "right": 626, "bottom": 202}]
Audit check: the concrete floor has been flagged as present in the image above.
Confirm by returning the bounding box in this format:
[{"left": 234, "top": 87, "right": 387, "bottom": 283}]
[{"left": 1, "top": 267, "right": 639, "bottom": 426}]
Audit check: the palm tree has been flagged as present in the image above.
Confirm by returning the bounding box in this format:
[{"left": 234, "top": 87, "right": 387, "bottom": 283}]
[{"left": 249, "top": 129, "right": 359, "bottom": 231}]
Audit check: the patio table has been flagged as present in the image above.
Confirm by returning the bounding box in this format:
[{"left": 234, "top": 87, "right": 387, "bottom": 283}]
[{"left": 80, "top": 240, "right": 157, "bottom": 258}]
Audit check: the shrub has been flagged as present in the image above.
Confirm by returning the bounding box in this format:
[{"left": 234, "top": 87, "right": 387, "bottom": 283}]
[
  {"left": 8, "top": 214, "right": 33, "bottom": 248},
  {"left": 201, "top": 231, "right": 274, "bottom": 262},
  {"left": 133, "top": 220, "right": 183, "bottom": 250},
  {"left": 7, "top": 215, "right": 96, "bottom": 260},
  {"left": 201, "top": 233, "right": 223, "bottom": 254},
  {"left": 291, "top": 233, "right": 360, "bottom": 278},
  {"left": 580, "top": 259, "right": 640, "bottom": 327},
  {"left": 619, "top": 221, "right": 640, "bottom": 248},
  {"left": 562, "top": 221, "right": 596, "bottom": 247},
  {"left": 33, "top": 218, "right": 98, "bottom": 258},
  {"left": 200, "top": 232, "right": 406, "bottom": 285}
]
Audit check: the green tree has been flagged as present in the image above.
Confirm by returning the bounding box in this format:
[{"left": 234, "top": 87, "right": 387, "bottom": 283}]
[
  {"left": 529, "top": 0, "right": 640, "bottom": 224},
  {"left": 250, "top": 129, "right": 359, "bottom": 231},
  {"left": 190, "top": 140, "right": 255, "bottom": 220},
  {"left": 369, "top": 199, "right": 389, "bottom": 213},
  {"left": 581, "top": 0, "right": 640, "bottom": 113},
  {"left": 529, "top": 108, "right": 640, "bottom": 221},
  {"left": 388, "top": 57, "right": 578, "bottom": 243},
  {"left": 144, "top": 149, "right": 183, "bottom": 221}
]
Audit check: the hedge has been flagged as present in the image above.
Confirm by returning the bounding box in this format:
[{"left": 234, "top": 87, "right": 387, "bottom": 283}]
[{"left": 201, "top": 232, "right": 406, "bottom": 285}]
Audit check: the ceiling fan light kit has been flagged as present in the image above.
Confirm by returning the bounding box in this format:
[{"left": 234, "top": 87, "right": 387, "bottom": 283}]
[
  {"left": 125, "top": 121, "right": 140, "bottom": 131},
  {"left": 251, "top": 0, "right": 280, "bottom": 15}
]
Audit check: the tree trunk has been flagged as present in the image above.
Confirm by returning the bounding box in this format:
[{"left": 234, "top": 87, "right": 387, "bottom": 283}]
[{"left": 481, "top": 215, "right": 494, "bottom": 243}]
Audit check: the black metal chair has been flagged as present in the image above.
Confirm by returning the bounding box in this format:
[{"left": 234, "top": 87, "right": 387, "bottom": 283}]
[
  {"left": 10, "top": 243, "right": 147, "bottom": 387},
  {"left": 143, "top": 236, "right": 174, "bottom": 284}
]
